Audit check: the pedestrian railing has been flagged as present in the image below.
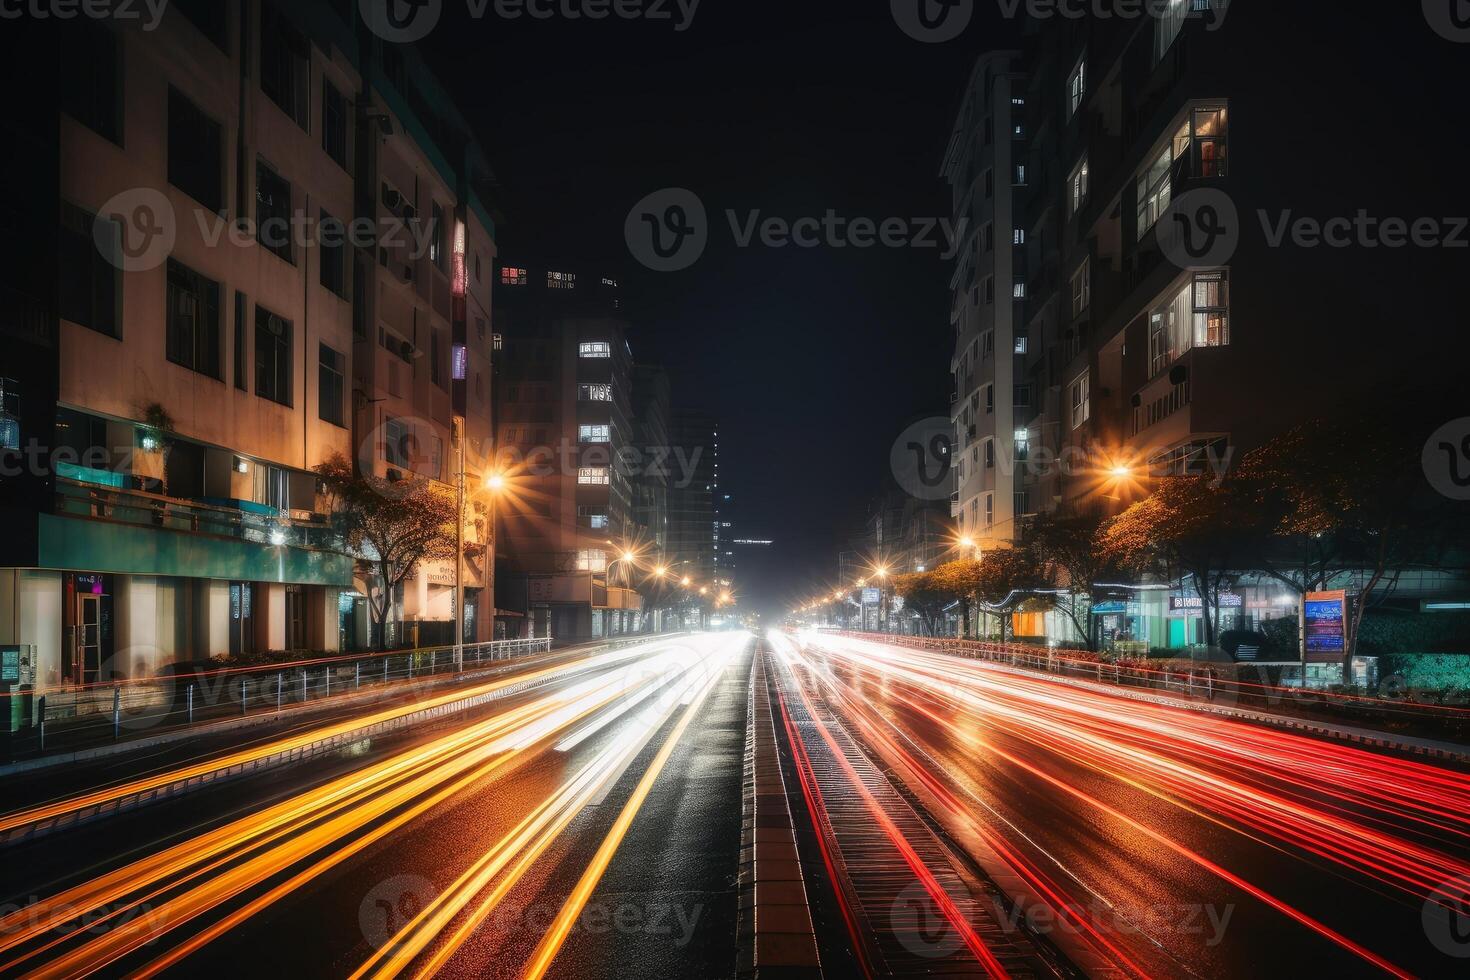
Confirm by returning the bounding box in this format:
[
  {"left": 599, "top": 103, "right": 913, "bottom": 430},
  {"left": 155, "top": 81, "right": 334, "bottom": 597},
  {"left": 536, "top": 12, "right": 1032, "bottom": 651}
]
[
  {"left": 822, "top": 631, "right": 1470, "bottom": 739},
  {"left": 1, "top": 637, "right": 555, "bottom": 761}
]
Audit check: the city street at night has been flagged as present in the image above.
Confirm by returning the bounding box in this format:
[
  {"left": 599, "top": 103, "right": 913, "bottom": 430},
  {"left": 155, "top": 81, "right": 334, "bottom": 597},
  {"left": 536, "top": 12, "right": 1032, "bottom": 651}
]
[{"left": 3, "top": 1, "right": 1470, "bottom": 977}]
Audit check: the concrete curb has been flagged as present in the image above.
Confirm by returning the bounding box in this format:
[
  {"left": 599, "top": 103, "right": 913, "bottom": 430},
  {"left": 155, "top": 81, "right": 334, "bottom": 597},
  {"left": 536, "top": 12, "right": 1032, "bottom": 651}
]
[{"left": 736, "top": 649, "right": 821, "bottom": 979}]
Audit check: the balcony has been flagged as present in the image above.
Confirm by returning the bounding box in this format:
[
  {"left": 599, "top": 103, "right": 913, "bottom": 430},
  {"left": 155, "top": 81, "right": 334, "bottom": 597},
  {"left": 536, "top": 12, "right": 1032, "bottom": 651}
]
[{"left": 47, "top": 479, "right": 353, "bottom": 586}]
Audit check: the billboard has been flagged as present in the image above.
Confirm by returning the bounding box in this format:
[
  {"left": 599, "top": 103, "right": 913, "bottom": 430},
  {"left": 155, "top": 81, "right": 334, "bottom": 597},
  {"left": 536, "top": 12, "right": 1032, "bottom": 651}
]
[
  {"left": 862, "top": 588, "right": 881, "bottom": 606},
  {"left": 1303, "top": 590, "right": 1348, "bottom": 663}
]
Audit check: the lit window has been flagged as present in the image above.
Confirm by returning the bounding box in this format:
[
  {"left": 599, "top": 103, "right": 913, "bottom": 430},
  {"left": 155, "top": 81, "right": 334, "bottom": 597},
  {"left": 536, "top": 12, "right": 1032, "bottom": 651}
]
[
  {"left": 1071, "top": 259, "right": 1091, "bottom": 317},
  {"left": 1148, "top": 271, "right": 1230, "bottom": 377},
  {"left": 578, "top": 384, "right": 612, "bottom": 402},
  {"left": 1011, "top": 96, "right": 1025, "bottom": 107},
  {"left": 547, "top": 271, "right": 576, "bottom": 290},
  {"left": 985, "top": 494, "right": 994, "bottom": 528},
  {"left": 1068, "top": 58, "right": 1086, "bottom": 116},
  {"left": 1014, "top": 428, "right": 1030, "bottom": 461},
  {"left": 578, "top": 341, "right": 611, "bottom": 358},
  {"left": 1013, "top": 164, "right": 1027, "bottom": 186},
  {"left": 500, "top": 267, "right": 527, "bottom": 286},
  {"left": 590, "top": 514, "right": 608, "bottom": 530},
  {"left": 1155, "top": 0, "right": 1192, "bottom": 62},
  {"left": 578, "top": 467, "right": 609, "bottom": 485},
  {"left": 1069, "top": 157, "right": 1089, "bottom": 216},
  {"left": 0, "top": 377, "right": 18, "bottom": 452},
  {"left": 1014, "top": 335, "right": 1028, "bottom": 355},
  {"left": 579, "top": 424, "right": 612, "bottom": 443},
  {"left": 1070, "top": 372, "right": 1091, "bottom": 429},
  {"left": 1013, "top": 228, "right": 1025, "bottom": 246},
  {"left": 576, "top": 548, "right": 607, "bottom": 572},
  {"left": 1013, "top": 279, "right": 1027, "bottom": 300}
]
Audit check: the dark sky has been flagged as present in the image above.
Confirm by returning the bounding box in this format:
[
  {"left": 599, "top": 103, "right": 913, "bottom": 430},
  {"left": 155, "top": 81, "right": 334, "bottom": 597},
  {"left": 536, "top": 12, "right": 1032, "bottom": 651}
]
[{"left": 423, "top": 2, "right": 1023, "bottom": 614}]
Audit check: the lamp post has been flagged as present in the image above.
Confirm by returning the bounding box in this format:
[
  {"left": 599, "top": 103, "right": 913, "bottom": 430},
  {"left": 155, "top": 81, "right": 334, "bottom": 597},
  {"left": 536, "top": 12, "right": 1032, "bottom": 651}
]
[{"left": 456, "top": 442, "right": 506, "bottom": 668}]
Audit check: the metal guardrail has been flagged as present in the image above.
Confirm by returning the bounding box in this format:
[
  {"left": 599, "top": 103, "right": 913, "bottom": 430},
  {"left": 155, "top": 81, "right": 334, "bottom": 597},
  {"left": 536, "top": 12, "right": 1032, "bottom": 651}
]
[
  {"left": 3, "top": 637, "right": 554, "bottom": 760},
  {"left": 825, "top": 631, "right": 1470, "bottom": 734}
]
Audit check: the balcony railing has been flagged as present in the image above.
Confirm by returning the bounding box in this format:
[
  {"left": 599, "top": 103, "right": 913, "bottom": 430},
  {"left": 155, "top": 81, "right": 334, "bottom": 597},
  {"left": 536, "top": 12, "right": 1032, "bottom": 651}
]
[{"left": 55, "top": 478, "right": 346, "bottom": 553}]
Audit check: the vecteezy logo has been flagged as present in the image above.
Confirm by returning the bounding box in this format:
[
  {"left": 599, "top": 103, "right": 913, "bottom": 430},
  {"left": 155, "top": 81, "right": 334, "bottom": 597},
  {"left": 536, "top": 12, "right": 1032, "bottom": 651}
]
[
  {"left": 625, "top": 188, "right": 708, "bottom": 272},
  {"left": 95, "top": 188, "right": 176, "bottom": 273},
  {"left": 891, "top": 417, "right": 954, "bottom": 502},
  {"left": 1424, "top": 0, "right": 1470, "bottom": 42},
  {"left": 1157, "top": 188, "right": 1239, "bottom": 270},
  {"left": 359, "top": 0, "right": 443, "bottom": 43},
  {"left": 1423, "top": 418, "right": 1470, "bottom": 501},
  {"left": 360, "top": 874, "right": 439, "bottom": 949},
  {"left": 891, "top": 0, "right": 972, "bottom": 43},
  {"left": 890, "top": 881, "right": 964, "bottom": 958},
  {"left": 1424, "top": 876, "right": 1470, "bottom": 958}
]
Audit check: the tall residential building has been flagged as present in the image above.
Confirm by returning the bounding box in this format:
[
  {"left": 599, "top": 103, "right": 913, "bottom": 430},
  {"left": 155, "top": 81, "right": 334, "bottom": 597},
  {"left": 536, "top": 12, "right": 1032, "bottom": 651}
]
[
  {"left": 630, "top": 365, "right": 671, "bottom": 556},
  {"left": 0, "top": 2, "right": 498, "bottom": 689},
  {"left": 942, "top": 52, "right": 1028, "bottom": 550},
  {"left": 491, "top": 263, "right": 642, "bottom": 640},
  {"left": 667, "top": 412, "right": 718, "bottom": 586}
]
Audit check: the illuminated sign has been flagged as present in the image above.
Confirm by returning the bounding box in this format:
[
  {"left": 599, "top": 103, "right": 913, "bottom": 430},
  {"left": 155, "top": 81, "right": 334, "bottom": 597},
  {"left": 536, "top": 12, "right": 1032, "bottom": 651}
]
[
  {"left": 862, "top": 588, "right": 881, "bottom": 606},
  {"left": 1303, "top": 590, "right": 1348, "bottom": 662},
  {"left": 1169, "top": 593, "right": 1242, "bottom": 611},
  {"left": 453, "top": 344, "right": 467, "bottom": 380}
]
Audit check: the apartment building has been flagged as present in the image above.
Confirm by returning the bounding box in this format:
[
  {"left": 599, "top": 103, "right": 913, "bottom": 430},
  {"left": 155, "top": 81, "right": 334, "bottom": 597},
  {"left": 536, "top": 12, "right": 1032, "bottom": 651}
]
[
  {"left": 0, "top": 2, "right": 498, "bottom": 689},
  {"left": 491, "top": 263, "right": 642, "bottom": 641},
  {"left": 667, "top": 412, "right": 718, "bottom": 588},
  {"left": 942, "top": 52, "right": 1030, "bottom": 551}
]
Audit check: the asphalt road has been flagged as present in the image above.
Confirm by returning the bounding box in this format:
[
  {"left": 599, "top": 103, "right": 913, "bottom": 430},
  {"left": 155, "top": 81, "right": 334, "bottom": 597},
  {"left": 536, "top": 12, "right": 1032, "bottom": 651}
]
[
  {"left": 0, "top": 633, "right": 753, "bottom": 979},
  {"left": 773, "top": 630, "right": 1470, "bottom": 979}
]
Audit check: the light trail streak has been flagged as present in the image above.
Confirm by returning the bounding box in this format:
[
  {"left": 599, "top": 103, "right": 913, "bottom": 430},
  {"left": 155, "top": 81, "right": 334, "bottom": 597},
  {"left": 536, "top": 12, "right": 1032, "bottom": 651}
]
[
  {"left": 780, "top": 631, "right": 1444, "bottom": 978},
  {"left": 358, "top": 635, "right": 744, "bottom": 979},
  {"left": 0, "top": 640, "right": 675, "bottom": 841},
  {"left": 2, "top": 638, "right": 724, "bottom": 978}
]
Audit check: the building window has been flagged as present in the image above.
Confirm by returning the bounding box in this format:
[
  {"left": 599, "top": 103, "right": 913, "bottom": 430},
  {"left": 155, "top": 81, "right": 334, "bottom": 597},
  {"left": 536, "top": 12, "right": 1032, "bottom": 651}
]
[
  {"left": 981, "top": 330, "right": 995, "bottom": 360},
  {"left": 384, "top": 417, "right": 409, "bottom": 467},
  {"left": 579, "top": 341, "right": 612, "bottom": 358},
  {"left": 1013, "top": 164, "right": 1027, "bottom": 186},
  {"left": 234, "top": 291, "right": 249, "bottom": 390},
  {"left": 1068, "top": 57, "right": 1086, "bottom": 116},
  {"left": 321, "top": 80, "right": 349, "bottom": 169},
  {"left": 319, "top": 344, "right": 345, "bottom": 427},
  {"left": 60, "top": 203, "right": 120, "bottom": 338},
  {"left": 983, "top": 276, "right": 995, "bottom": 305},
  {"left": 579, "top": 424, "right": 612, "bottom": 443},
  {"left": 429, "top": 202, "right": 446, "bottom": 271},
  {"left": 1013, "top": 228, "right": 1025, "bottom": 246},
  {"left": 576, "top": 548, "right": 607, "bottom": 572},
  {"left": 985, "top": 384, "right": 994, "bottom": 414},
  {"left": 1014, "top": 428, "right": 1030, "bottom": 461},
  {"left": 547, "top": 271, "right": 576, "bottom": 290},
  {"left": 166, "top": 259, "right": 221, "bottom": 379},
  {"left": 256, "top": 160, "right": 293, "bottom": 264},
  {"left": 255, "top": 306, "right": 293, "bottom": 406},
  {"left": 61, "top": 21, "right": 120, "bottom": 144},
  {"left": 320, "top": 210, "right": 347, "bottom": 298},
  {"left": 1014, "top": 335, "right": 1028, "bottom": 355},
  {"left": 168, "top": 87, "right": 223, "bottom": 213},
  {"left": 1071, "top": 259, "right": 1091, "bottom": 317},
  {"left": 1069, "top": 157, "right": 1089, "bottom": 216},
  {"left": 1014, "top": 489, "right": 1032, "bottom": 519},
  {"left": 983, "top": 169, "right": 994, "bottom": 199},
  {"left": 1148, "top": 271, "right": 1230, "bottom": 376},
  {"left": 431, "top": 329, "right": 445, "bottom": 389},
  {"left": 985, "top": 439, "right": 996, "bottom": 469},
  {"left": 981, "top": 223, "right": 994, "bottom": 253},
  {"left": 1013, "top": 384, "right": 1031, "bottom": 409},
  {"left": 1069, "top": 371, "right": 1091, "bottom": 429},
  {"left": 985, "top": 493, "right": 994, "bottom": 528},
  {"left": 1137, "top": 140, "right": 1174, "bottom": 239},
  {"left": 1013, "top": 278, "right": 1027, "bottom": 300},
  {"left": 260, "top": 3, "right": 309, "bottom": 129},
  {"left": 1156, "top": 0, "right": 1193, "bottom": 62},
  {"left": 0, "top": 378, "right": 19, "bottom": 453},
  {"left": 500, "top": 267, "right": 527, "bottom": 286},
  {"left": 578, "top": 467, "right": 610, "bottom": 485},
  {"left": 578, "top": 383, "right": 612, "bottom": 402}
]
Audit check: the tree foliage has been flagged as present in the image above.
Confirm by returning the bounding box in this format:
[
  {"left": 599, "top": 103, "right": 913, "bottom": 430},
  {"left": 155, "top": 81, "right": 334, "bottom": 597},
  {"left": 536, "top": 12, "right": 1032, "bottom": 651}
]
[
  {"left": 1025, "top": 507, "right": 1114, "bottom": 651},
  {"left": 316, "top": 453, "right": 457, "bottom": 650}
]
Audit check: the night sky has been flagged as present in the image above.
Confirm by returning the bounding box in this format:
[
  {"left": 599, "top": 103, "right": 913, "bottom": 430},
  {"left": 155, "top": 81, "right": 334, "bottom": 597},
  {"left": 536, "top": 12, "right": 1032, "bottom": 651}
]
[{"left": 421, "top": 1, "right": 1468, "bottom": 616}]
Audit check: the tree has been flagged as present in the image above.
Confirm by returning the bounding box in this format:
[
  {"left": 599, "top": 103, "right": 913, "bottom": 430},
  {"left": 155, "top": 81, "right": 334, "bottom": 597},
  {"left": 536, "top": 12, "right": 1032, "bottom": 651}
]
[
  {"left": 1238, "top": 413, "right": 1467, "bottom": 670},
  {"left": 1100, "top": 476, "right": 1259, "bottom": 649},
  {"left": 972, "top": 546, "right": 1048, "bottom": 641},
  {"left": 316, "top": 453, "right": 457, "bottom": 651},
  {"left": 931, "top": 558, "right": 983, "bottom": 637},
  {"left": 1025, "top": 507, "right": 1114, "bottom": 651},
  {"left": 893, "top": 570, "right": 953, "bottom": 637}
]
